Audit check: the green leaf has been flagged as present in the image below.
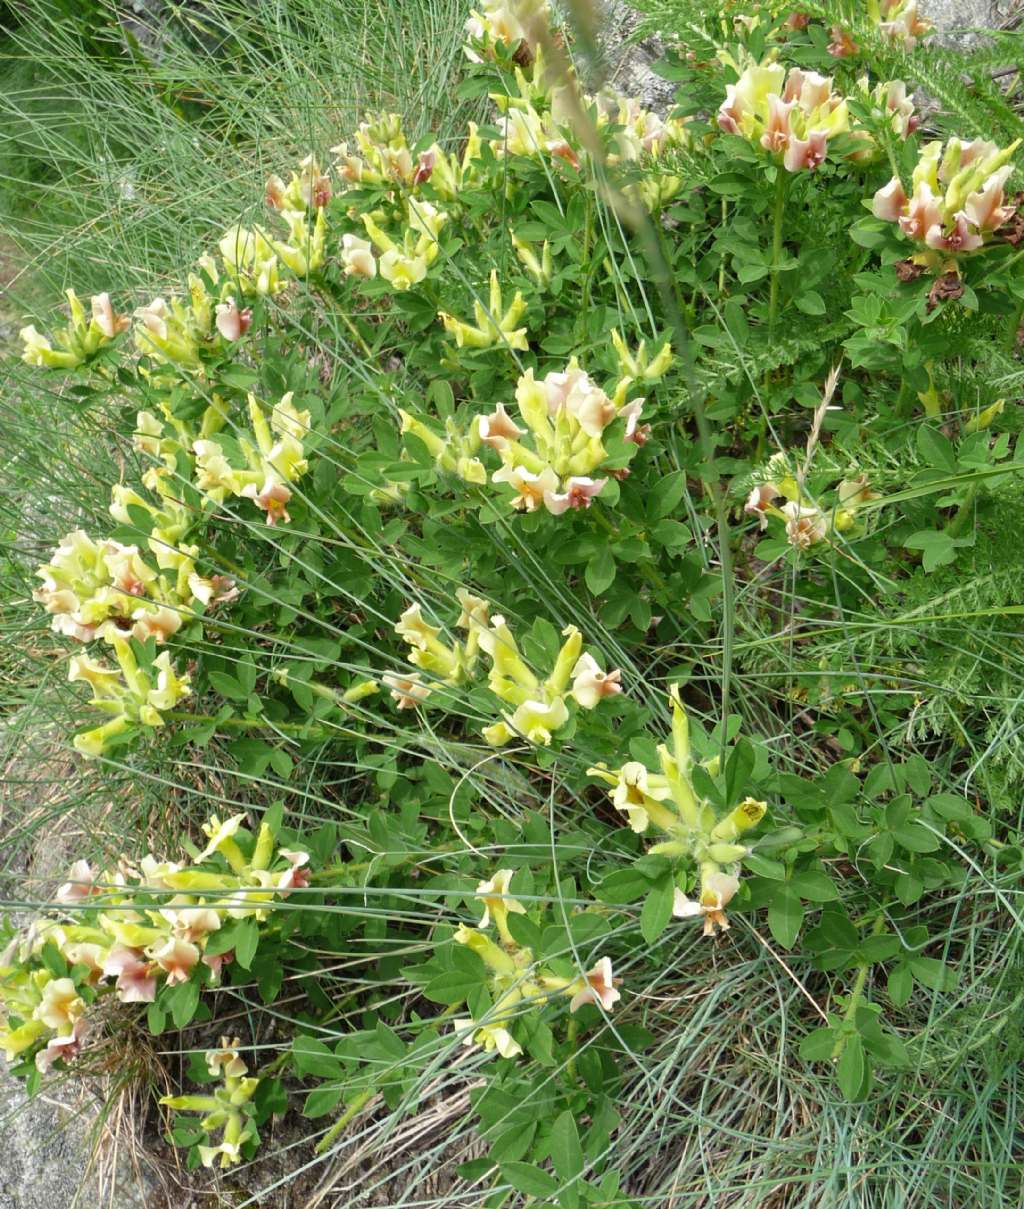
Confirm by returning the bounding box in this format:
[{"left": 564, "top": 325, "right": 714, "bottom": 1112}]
[
  {"left": 888, "top": 962, "right": 913, "bottom": 1007},
  {"left": 585, "top": 546, "right": 616, "bottom": 595},
  {"left": 501, "top": 1161, "right": 560, "bottom": 1198},
  {"left": 837, "top": 1035, "right": 868, "bottom": 1100},
  {"left": 292, "top": 1035, "right": 344, "bottom": 1079},
  {"left": 917, "top": 426, "right": 956, "bottom": 471},
  {"left": 640, "top": 875, "right": 675, "bottom": 945},
  {"left": 909, "top": 955, "right": 954, "bottom": 992},
  {"left": 232, "top": 917, "right": 260, "bottom": 969},
  {"left": 595, "top": 867, "right": 652, "bottom": 904},
  {"left": 768, "top": 885, "right": 804, "bottom": 949},
  {"left": 892, "top": 821, "right": 940, "bottom": 853},
  {"left": 789, "top": 869, "right": 838, "bottom": 902},
  {"left": 423, "top": 969, "right": 482, "bottom": 1005},
  {"left": 168, "top": 977, "right": 200, "bottom": 1029},
  {"left": 303, "top": 1085, "right": 344, "bottom": 1118},
  {"left": 650, "top": 471, "right": 688, "bottom": 520},
  {"left": 799, "top": 1026, "right": 837, "bottom": 1061},
  {"left": 549, "top": 1109, "right": 583, "bottom": 1183},
  {"left": 794, "top": 290, "right": 826, "bottom": 315}
]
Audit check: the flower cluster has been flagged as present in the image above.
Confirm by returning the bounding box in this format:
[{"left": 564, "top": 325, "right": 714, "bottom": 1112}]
[
  {"left": 452, "top": 867, "right": 621, "bottom": 1059},
  {"left": 388, "top": 593, "right": 621, "bottom": 746},
  {"left": 486, "top": 359, "right": 654, "bottom": 515},
  {"left": 876, "top": 0, "right": 931, "bottom": 49},
  {"left": 395, "top": 351, "right": 665, "bottom": 517},
  {"left": 0, "top": 817, "right": 309, "bottom": 1075},
  {"left": 159, "top": 1037, "right": 261, "bottom": 1168},
  {"left": 19, "top": 290, "right": 128, "bottom": 370},
  {"left": 192, "top": 391, "right": 311, "bottom": 525},
  {"left": 464, "top": 0, "right": 549, "bottom": 62},
  {"left": 386, "top": 590, "right": 491, "bottom": 708},
  {"left": 344, "top": 200, "right": 448, "bottom": 289},
  {"left": 743, "top": 455, "right": 878, "bottom": 551},
  {"left": 871, "top": 137, "right": 1020, "bottom": 265},
  {"left": 589, "top": 690, "right": 766, "bottom": 937},
  {"left": 718, "top": 59, "right": 850, "bottom": 172},
  {"left": 34, "top": 529, "right": 219, "bottom": 648},
  {"left": 478, "top": 613, "right": 621, "bottom": 745},
  {"left": 847, "top": 78, "right": 918, "bottom": 163},
  {"left": 67, "top": 635, "right": 192, "bottom": 757}
]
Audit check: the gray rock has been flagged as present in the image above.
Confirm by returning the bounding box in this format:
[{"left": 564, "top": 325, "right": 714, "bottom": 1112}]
[{"left": 921, "top": 0, "right": 1016, "bottom": 46}]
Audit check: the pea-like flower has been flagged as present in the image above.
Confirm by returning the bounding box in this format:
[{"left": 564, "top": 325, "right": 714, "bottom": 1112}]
[
  {"left": 870, "top": 137, "right": 1019, "bottom": 268},
  {"left": 570, "top": 653, "right": 623, "bottom": 709},
  {"left": 341, "top": 233, "right": 377, "bottom": 279},
  {"left": 475, "top": 868, "right": 528, "bottom": 944},
  {"left": 718, "top": 60, "right": 849, "bottom": 173},
  {"left": 590, "top": 691, "right": 766, "bottom": 937},
  {"left": 19, "top": 289, "right": 128, "bottom": 369},
  {"left": 877, "top": 0, "right": 931, "bottom": 48},
  {"left": 673, "top": 869, "right": 740, "bottom": 937},
  {"left": 481, "top": 360, "right": 648, "bottom": 518},
  {"left": 567, "top": 956, "right": 621, "bottom": 1013},
  {"left": 453, "top": 1016, "right": 523, "bottom": 1058}
]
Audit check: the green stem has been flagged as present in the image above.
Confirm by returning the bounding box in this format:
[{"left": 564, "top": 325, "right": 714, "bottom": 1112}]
[
  {"left": 831, "top": 914, "right": 885, "bottom": 1059},
  {"left": 768, "top": 171, "right": 789, "bottom": 338},
  {"left": 315, "top": 1089, "right": 374, "bottom": 1154},
  {"left": 566, "top": 1014, "right": 579, "bottom": 1083}
]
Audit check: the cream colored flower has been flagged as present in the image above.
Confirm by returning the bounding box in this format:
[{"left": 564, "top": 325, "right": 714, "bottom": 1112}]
[
  {"left": 569, "top": 956, "right": 621, "bottom": 1013},
  {"left": 672, "top": 871, "right": 740, "bottom": 937}
]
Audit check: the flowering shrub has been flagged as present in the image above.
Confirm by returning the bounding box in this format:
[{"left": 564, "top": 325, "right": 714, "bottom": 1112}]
[{"left": 6, "top": 0, "right": 1024, "bottom": 1198}]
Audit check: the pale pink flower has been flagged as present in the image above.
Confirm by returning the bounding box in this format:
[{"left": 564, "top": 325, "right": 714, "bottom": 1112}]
[
  {"left": 963, "top": 166, "right": 1016, "bottom": 231},
  {"left": 161, "top": 905, "right": 222, "bottom": 943},
  {"left": 206, "top": 1036, "right": 248, "bottom": 1079},
  {"left": 131, "top": 605, "right": 182, "bottom": 644},
  {"left": 91, "top": 293, "right": 129, "bottom": 339},
  {"left": 570, "top": 653, "right": 623, "bottom": 709},
  {"left": 477, "top": 402, "right": 524, "bottom": 449},
  {"left": 619, "top": 399, "right": 651, "bottom": 446},
  {"left": 134, "top": 298, "right": 169, "bottom": 340},
  {"left": 569, "top": 956, "right": 622, "bottom": 1013},
  {"left": 202, "top": 950, "right": 233, "bottom": 982},
  {"left": 872, "top": 177, "right": 909, "bottom": 222},
  {"left": 215, "top": 297, "right": 253, "bottom": 341},
  {"left": 783, "top": 130, "right": 828, "bottom": 172},
  {"left": 63, "top": 943, "right": 107, "bottom": 984},
  {"left": 383, "top": 670, "right": 431, "bottom": 709},
  {"left": 102, "top": 947, "right": 157, "bottom": 1003},
  {"left": 925, "top": 212, "right": 983, "bottom": 254},
  {"left": 760, "top": 95, "right": 795, "bottom": 153},
  {"left": 717, "top": 84, "right": 742, "bottom": 135},
  {"left": 827, "top": 26, "right": 859, "bottom": 57},
  {"left": 56, "top": 859, "right": 101, "bottom": 904},
  {"left": 492, "top": 464, "right": 559, "bottom": 512},
  {"left": 150, "top": 936, "right": 200, "bottom": 985},
  {"left": 241, "top": 474, "right": 292, "bottom": 524},
  {"left": 782, "top": 501, "right": 828, "bottom": 548},
  {"left": 782, "top": 69, "right": 833, "bottom": 111},
  {"left": 35, "top": 1018, "right": 87, "bottom": 1073},
  {"left": 898, "top": 184, "right": 942, "bottom": 241},
  {"left": 744, "top": 482, "right": 781, "bottom": 529},
  {"left": 673, "top": 871, "right": 740, "bottom": 937},
  {"left": 413, "top": 150, "right": 435, "bottom": 185},
  {"left": 265, "top": 175, "right": 287, "bottom": 209},
  {"left": 277, "top": 848, "right": 311, "bottom": 892},
  {"left": 543, "top": 476, "right": 607, "bottom": 515}
]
